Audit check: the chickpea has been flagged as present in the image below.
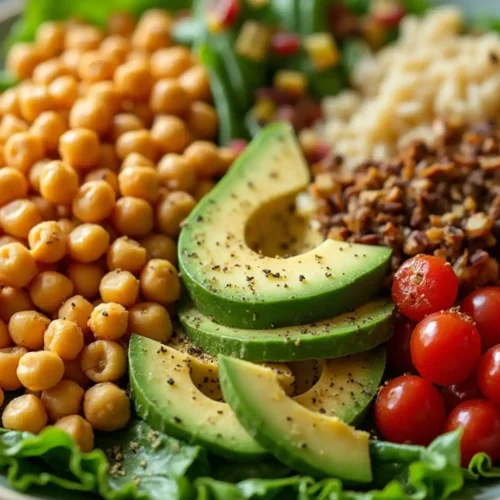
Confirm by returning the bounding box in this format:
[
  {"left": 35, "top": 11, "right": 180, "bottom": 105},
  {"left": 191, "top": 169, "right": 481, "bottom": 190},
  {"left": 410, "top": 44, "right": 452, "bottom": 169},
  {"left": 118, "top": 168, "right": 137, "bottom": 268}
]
[
  {"left": 32, "top": 58, "right": 69, "bottom": 85},
  {"left": 121, "top": 152, "right": 154, "bottom": 170},
  {"left": 88, "top": 303, "right": 128, "bottom": 341},
  {"left": 39, "top": 160, "right": 79, "bottom": 206},
  {"left": 17, "top": 351, "right": 64, "bottom": 391},
  {"left": 150, "top": 78, "right": 190, "bottom": 116},
  {"left": 186, "top": 101, "right": 219, "bottom": 140},
  {"left": 184, "top": 140, "right": 224, "bottom": 180},
  {"left": 108, "top": 12, "right": 136, "bottom": 37},
  {"left": 218, "top": 146, "right": 238, "bottom": 171},
  {"left": 18, "top": 84, "right": 54, "bottom": 123},
  {"left": 0, "top": 319, "right": 11, "bottom": 349},
  {"left": 0, "top": 114, "right": 28, "bottom": 142},
  {"left": 118, "top": 166, "right": 159, "bottom": 203},
  {"left": 98, "top": 143, "right": 120, "bottom": 172},
  {"left": 111, "top": 113, "right": 144, "bottom": 142},
  {"left": 35, "top": 21, "right": 65, "bottom": 58},
  {"left": 65, "top": 25, "right": 104, "bottom": 51},
  {"left": 0, "top": 167, "right": 28, "bottom": 207},
  {"left": 138, "top": 233, "right": 177, "bottom": 265},
  {"left": 81, "top": 340, "right": 127, "bottom": 383},
  {"left": 112, "top": 196, "right": 153, "bottom": 236},
  {"left": 114, "top": 60, "right": 152, "bottom": 100},
  {"left": 48, "top": 75, "right": 79, "bottom": 109},
  {"left": 123, "top": 100, "right": 153, "bottom": 127},
  {"left": 44, "top": 319, "right": 84, "bottom": 361},
  {"left": 28, "top": 221, "right": 67, "bottom": 264},
  {"left": 0, "top": 288, "right": 34, "bottom": 323},
  {"left": 0, "top": 346, "right": 27, "bottom": 390},
  {"left": 60, "top": 49, "right": 84, "bottom": 77},
  {"left": 150, "top": 46, "right": 193, "bottom": 79},
  {"left": 99, "top": 269, "right": 139, "bottom": 307},
  {"left": 0, "top": 88, "right": 21, "bottom": 116},
  {"left": 29, "top": 271, "right": 74, "bottom": 313},
  {"left": 116, "top": 129, "right": 158, "bottom": 162},
  {"left": 126, "top": 50, "right": 150, "bottom": 64},
  {"left": 8, "top": 310, "right": 50, "bottom": 350},
  {"left": 100, "top": 35, "right": 131, "bottom": 65},
  {"left": 0, "top": 242, "right": 37, "bottom": 287},
  {"left": 4, "top": 132, "right": 45, "bottom": 172},
  {"left": 151, "top": 116, "right": 190, "bottom": 155},
  {"left": 128, "top": 302, "right": 172, "bottom": 342},
  {"left": 6, "top": 43, "right": 42, "bottom": 80},
  {"left": 140, "top": 259, "right": 180, "bottom": 305},
  {"left": 83, "top": 382, "right": 130, "bottom": 431},
  {"left": 0, "top": 200, "right": 41, "bottom": 239},
  {"left": 55, "top": 415, "right": 94, "bottom": 452},
  {"left": 108, "top": 238, "right": 146, "bottom": 275},
  {"left": 27, "top": 160, "right": 47, "bottom": 193},
  {"left": 72, "top": 180, "right": 116, "bottom": 223},
  {"left": 68, "top": 224, "right": 110, "bottom": 263},
  {"left": 157, "top": 154, "right": 196, "bottom": 193},
  {"left": 78, "top": 51, "right": 115, "bottom": 83},
  {"left": 86, "top": 81, "right": 121, "bottom": 113},
  {"left": 132, "top": 10, "right": 172, "bottom": 52},
  {"left": 30, "top": 111, "right": 67, "bottom": 152},
  {"left": 59, "top": 129, "right": 100, "bottom": 169},
  {"left": 156, "top": 191, "right": 196, "bottom": 238},
  {"left": 67, "top": 262, "right": 105, "bottom": 300},
  {"left": 84, "top": 168, "right": 119, "bottom": 194},
  {"left": 2, "top": 394, "right": 48, "bottom": 433},
  {"left": 40, "top": 379, "right": 84, "bottom": 422},
  {"left": 69, "top": 98, "right": 112, "bottom": 136},
  {"left": 179, "top": 65, "right": 211, "bottom": 102}
]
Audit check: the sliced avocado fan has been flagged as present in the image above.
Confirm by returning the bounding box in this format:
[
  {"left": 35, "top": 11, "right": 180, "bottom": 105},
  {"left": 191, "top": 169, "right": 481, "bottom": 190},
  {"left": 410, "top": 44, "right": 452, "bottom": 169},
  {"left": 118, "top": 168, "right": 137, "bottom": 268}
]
[{"left": 178, "top": 122, "right": 392, "bottom": 329}]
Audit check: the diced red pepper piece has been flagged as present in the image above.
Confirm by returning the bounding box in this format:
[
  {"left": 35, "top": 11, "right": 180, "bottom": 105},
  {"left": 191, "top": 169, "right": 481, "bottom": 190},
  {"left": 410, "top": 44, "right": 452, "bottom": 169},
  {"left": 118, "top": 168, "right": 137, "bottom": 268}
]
[
  {"left": 270, "top": 33, "right": 301, "bottom": 57},
  {"left": 372, "top": 1, "right": 406, "bottom": 29},
  {"left": 207, "top": 0, "right": 241, "bottom": 33}
]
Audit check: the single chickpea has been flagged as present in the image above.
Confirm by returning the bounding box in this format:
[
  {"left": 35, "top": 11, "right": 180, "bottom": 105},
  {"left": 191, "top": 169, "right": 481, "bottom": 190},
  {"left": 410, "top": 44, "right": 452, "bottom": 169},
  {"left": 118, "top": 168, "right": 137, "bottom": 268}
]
[
  {"left": 150, "top": 46, "right": 193, "bottom": 79},
  {"left": 186, "top": 101, "right": 218, "bottom": 140},
  {"left": 116, "top": 129, "right": 158, "bottom": 162},
  {"left": 83, "top": 382, "right": 130, "bottom": 431},
  {"left": 72, "top": 180, "right": 116, "bottom": 223},
  {"left": 99, "top": 35, "right": 131, "bottom": 65},
  {"left": 88, "top": 302, "right": 128, "bottom": 341},
  {"left": 121, "top": 152, "right": 154, "bottom": 170},
  {"left": 114, "top": 60, "right": 152, "bottom": 100},
  {"left": 69, "top": 98, "right": 113, "bottom": 137},
  {"left": 132, "top": 10, "right": 172, "bottom": 52},
  {"left": 156, "top": 191, "right": 196, "bottom": 238},
  {"left": 192, "top": 179, "right": 215, "bottom": 200},
  {"left": 128, "top": 302, "right": 172, "bottom": 342},
  {"left": 151, "top": 116, "right": 190, "bottom": 155},
  {"left": 157, "top": 154, "right": 196, "bottom": 193},
  {"left": 29, "top": 271, "right": 74, "bottom": 313},
  {"left": 2, "top": 394, "right": 48, "bottom": 433},
  {"left": 0, "top": 167, "right": 28, "bottom": 207},
  {"left": 78, "top": 51, "right": 115, "bottom": 83},
  {"left": 35, "top": 21, "right": 65, "bottom": 58},
  {"left": 108, "top": 12, "right": 136, "bottom": 37},
  {"left": 117, "top": 166, "right": 159, "bottom": 203},
  {"left": 68, "top": 223, "right": 110, "bottom": 263},
  {"left": 29, "top": 195, "right": 57, "bottom": 222},
  {"left": 8, "top": 310, "right": 50, "bottom": 350},
  {"left": 0, "top": 88, "right": 20, "bottom": 116},
  {"left": 17, "top": 350, "right": 64, "bottom": 391},
  {"left": 44, "top": 319, "right": 84, "bottom": 361},
  {"left": 218, "top": 146, "right": 238, "bottom": 171},
  {"left": 0, "top": 346, "right": 27, "bottom": 390},
  {"left": 81, "top": 340, "right": 126, "bottom": 383},
  {"left": 28, "top": 159, "right": 49, "bottom": 192},
  {"left": 150, "top": 78, "right": 190, "bottom": 116},
  {"left": 32, "top": 58, "right": 69, "bottom": 85},
  {"left": 39, "top": 160, "right": 79, "bottom": 205},
  {"left": 28, "top": 221, "right": 67, "bottom": 264},
  {"left": 18, "top": 84, "right": 54, "bottom": 123},
  {"left": 64, "top": 25, "right": 104, "bottom": 51},
  {"left": 98, "top": 144, "right": 120, "bottom": 172},
  {"left": 111, "top": 197, "right": 153, "bottom": 236},
  {"left": 179, "top": 65, "right": 211, "bottom": 102},
  {"left": 106, "top": 236, "right": 146, "bottom": 274},
  {"left": 41, "top": 379, "right": 84, "bottom": 422},
  {"left": 6, "top": 43, "right": 42, "bottom": 80},
  {"left": 0, "top": 242, "right": 37, "bottom": 287},
  {"left": 55, "top": 415, "right": 94, "bottom": 452},
  {"left": 0, "top": 114, "right": 28, "bottom": 142},
  {"left": 59, "top": 129, "right": 100, "bottom": 169},
  {"left": 137, "top": 233, "right": 177, "bottom": 265},
  {"left": 4, "top": 132, "right": 45, "bottom": 172},
  {"left": 0, "top": 319, "right": 11, "bottom": 349},
  {"left": 30, "top": 111, "right": 67, "bottom": 152},
  {"left": 58, "top": 295, "right": 93, "bottom": 338},
  {"left": 140, "top": 258, "right": 180, "bottom": 305},
  {"left": 48, "top": 75, "right": 79, "bottom": 109},
  {"left": 99, "top": 269, "right": 139, "bottom": 307},
  {"left": 0, "top": 200, "right": 42, "bottom": 239},
  {"left": 84, "top": 168, "right": 119, "bottom": 194},
  {"left": 0, "top": 288, "right": 34, "bottom": 323},
  {"left": 67, "top": 262, "right": 105, "bottom": 300},
  {"left": 184, "top": 140, "right": 224, "bottom": 180},
  {"left": 86, "top": 81, "right": 121, "bottom": 113},
  {"left": 111, "top": 113, "right": 144, "bottom": 142}
]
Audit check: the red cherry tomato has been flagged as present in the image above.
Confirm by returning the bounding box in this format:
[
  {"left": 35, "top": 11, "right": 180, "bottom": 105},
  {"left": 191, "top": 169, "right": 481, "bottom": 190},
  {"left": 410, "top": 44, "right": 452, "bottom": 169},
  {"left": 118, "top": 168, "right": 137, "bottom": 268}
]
[
  {"left": 445, "top": 399, "right": 500, "bottom": 467},
  {"left": 461, "top": 287, "right": 500, "bottom": 350},
  {"left": 392, "top": 255, "right": 458, "bottom": 322},
  {"left": 442, "top": 377, "right": 483, "bottom": 412},
  {"left": 270, "top": 33, "right": 301, "bottom": 57},
  {"left": 477, "top": 346, "right": 500, "bottom": 407},
  {"left": 410, "top": 311, "right": 481, "bottom": 386},
  {"left": 386, "top": 314, "right": 416, "bottom": 374},
  {"left": 374, "top": 375, "right": 446, "bottom": 446}
]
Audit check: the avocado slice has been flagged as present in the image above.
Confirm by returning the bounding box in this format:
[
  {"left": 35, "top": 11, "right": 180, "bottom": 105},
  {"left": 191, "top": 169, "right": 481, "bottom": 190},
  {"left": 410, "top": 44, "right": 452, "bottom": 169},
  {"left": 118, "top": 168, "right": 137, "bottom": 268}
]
[
  {"left": 178, "top": 123, "right": 391, "bottom": 329},
  {"left": 179, "top": 299, "right": 394, "bottom": 361},
  {"left": 218, "top": 354, "right": 372, "bottom": 482},
  {"left": 129, "top": 335, "right": 267, "bottom": 461}
]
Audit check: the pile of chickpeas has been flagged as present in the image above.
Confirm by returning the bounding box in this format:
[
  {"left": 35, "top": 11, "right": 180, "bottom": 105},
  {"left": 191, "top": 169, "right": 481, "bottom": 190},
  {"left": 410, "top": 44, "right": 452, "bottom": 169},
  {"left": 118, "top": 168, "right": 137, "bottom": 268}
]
[{"left": 0, "top": 9, "right": 235, "bottom": 453}]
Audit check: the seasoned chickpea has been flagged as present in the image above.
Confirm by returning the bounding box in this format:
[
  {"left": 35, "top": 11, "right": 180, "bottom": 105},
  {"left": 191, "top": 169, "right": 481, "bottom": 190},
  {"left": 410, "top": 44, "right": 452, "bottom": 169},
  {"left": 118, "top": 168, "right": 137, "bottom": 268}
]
[
  {"left": 4, "top": 132, "right": 45, "bottom": 172},
  {"left": 0, "top": 242, "right": 37, "bottom": 287},
  {"left": 36, "top": 21, "right": 65, "bottom": 58},
  {"left": 0, "top": 346, "right": 27, "bottom": 390},
  {"left": 6, "top": 43, "right": 42, "bottom": 80},
  {"left": 59, "top": 129, "right": 100, "bottom": 169},
  {"left": 0, "top": 114, "right": 28, "bottom": 142},
  {"left": 39, "top": 160, "right": 79, "bottom": 205},
  {"left": 68, "top": 223, "right": 110, "bottom": 263},
  {"left": 118, "top": 166, "right": 159, "bottom": 203},
  {"left": 78, "top": 51, "right": 115, "bottom": 83},
  {"left": 0, "top": 288, "right": 34, "bottom": 323},
  {"left": 156, "top": 191, "right": 196, "bottom": 237},
  {"left": 187, "top": 101, "right": 218, "bottom": 140},
  {"left": 67, "top": 262, "right": 105, "bottom": 299},
  {"left": 84, "top": 168, "right": 119, "bottom": 193},
  {"left": 0, "top": 167, "right": 28, "bottom": 207},
  {"left": 0, "top": 319, "right": 12, "bottom": 349},
  {"left": 63, "top": 356, "right": 89, "bottom": 388},
  {"left": 0, "top": 200, "right": 42, "bottom": 239},
  {"left": 18, "top": 84, "right": 54, "bottom": 123},
  {"left": 121, "top": 152, "right": 154, "bottom": 170},
  {"left": 44, "top": 319, "right": 84, "bottom": 361},
  {"left": 72, "top": 180, "right": 116, "bottom": 223},
  {"left": 157, "top": 154, "right": 196, "bottom": 193},
  {"left": 28, "top": 221, "right": 67, "bottom": 263},
  {"left": 128, "top": 302, "right": 172, "bottom": 342},
  {"left": 98, "top": 143, "right": 120, "bottom": 171},
  {"left": 100, "top": 35, "right": 132, "bottom": 65},
  {"left": 131, "top": 11, "right": 172, "bottom": 52},
  {"left": 87, "top": 81, "right": 121, "bottom": 111},
  {"left": 112, "top": 196, "right": 153, "bottom": 236},
  {"left": 150, "top": 78, "right": 190, "bottom": 116},
  {"left": 150, "top": 46, "right": 193, "bottom": 79},
  {"left": 108, "top": 12, "right": 135, "bottom": 37},
  {"left": 81, "top": 340, "right": 126, "bottom": 383},
  {"left": 58, "top": 295, "right": 93, "bottom": 338},
  {"left": 99, "top": 269, "right": 139, "bottom": 306},
  {"left": 55, "top": 415, "right": 94, "bottom": 452},
  {"left": 69, "top": 98, "right": 113, "bottom": 136},
  {"left": 32, "top": 58, "right": 69, "bottom": 85},
  {"left": 2, "top": 394, "right": 48, "bottom": 433},
  {"left": 29, "top": 271, "right": 74, "bottom": 313},
  {"left": 30, "top": 111, "right": 67, "bottom": 152},
  {"left": 83, "top": 382, "right": 130, "bottom": 431},
  {"left": 17, "top": 351, "right": 64, "bottom": 391},
  {"left": 138, "top": 233, "right": 177, "bottom": 265},
  {"left": 88, "top": 302, "right": 128, "bottom": 341},
  {"left": 140, "top": 258, "right": 180, "bottom": 305},
  {"left": 107, "top": 237, "right": 146, "bottom": 274},
  {"left": 184, "top": 140, "right": 224, "bottom": 180},
  {"left": 0, "top": 88, "right": 20, "bottom": 116},
  {"left": 151, "top": 116, "right": 190, "bottom": 155},
  {"left": 9, "top": 310, "right": 50, "bottom": 350},
  {"left": 116, "top": 129, "right": 158, "bottom": 162},
  {"left": 111, "top": 113, "right": 144, "bottom": 142},
  {"left": 179, "top": 65, "right": 211, "bottom": 102},
  {"left": 48, "top": 75, "right": 79, "bottom": 109},
  {"left": 114, "top": 60, "right": 152, "bottom": 100},
  {"left": 65, "top": 25, "right": 104, "bottom": 51},
  {"left": 41, "top": 379, "right": 84, "bottom": 422}
]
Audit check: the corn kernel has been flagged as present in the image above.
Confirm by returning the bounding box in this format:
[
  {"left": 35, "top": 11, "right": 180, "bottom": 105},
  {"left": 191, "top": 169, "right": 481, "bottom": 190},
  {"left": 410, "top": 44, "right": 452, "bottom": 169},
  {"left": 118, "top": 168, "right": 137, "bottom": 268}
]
[
  {"left": 274, "top": 71, "right": 307, "bottom": 98},
  {"left": 303, "top": 33, "right": 340, "bottom": 71},
  {"left": 235, "top": 21, "right": 271, "bottom": 62},
  {"left": 251, "top": 99, "right": 276, "bottom": 122}
]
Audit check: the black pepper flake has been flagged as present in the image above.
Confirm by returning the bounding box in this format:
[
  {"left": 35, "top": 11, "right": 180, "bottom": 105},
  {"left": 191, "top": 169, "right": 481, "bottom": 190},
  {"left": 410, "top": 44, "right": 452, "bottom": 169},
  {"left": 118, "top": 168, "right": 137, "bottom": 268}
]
[
  {"left": 167, "top": 378, "right": 175, "bottom": 385},
  {"left": 173, "top": 416, "right": 182, "bottom": 423},
  {"left": 102, "top": 311, "right": 109, "bottom": 317},
  {"left": 299, "top": 275, "right": 305, "bottom": 282}
]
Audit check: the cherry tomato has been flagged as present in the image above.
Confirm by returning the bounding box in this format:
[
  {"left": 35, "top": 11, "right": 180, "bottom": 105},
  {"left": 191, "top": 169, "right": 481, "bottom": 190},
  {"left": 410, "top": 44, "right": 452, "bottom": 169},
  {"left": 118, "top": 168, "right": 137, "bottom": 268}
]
[
  {"left": 392, "top": 254, "right": 458, "bottom": 322},
  {"left": 411, "top": 311, "right": 481, "bottom": 386},
  {"left": 386, "top": 314, "right": 416, "bottom": 374},
  {"left": 445, "top": 399, "right": 500, "bottom": 467},
  {"left": 477, "top": 346, "right": 500, "bottom": 407},
  {"left": 374, "top": 375, "right": 446, "bottom": 446},
  {"left": 442, "top": 377, "right": 483, "bottom": 412},
  {"left": 270, "top": 33, "right": 301, "bottom": 57},
  {"left": 461, "top": 287, "right": 500, "bottom": 350}
]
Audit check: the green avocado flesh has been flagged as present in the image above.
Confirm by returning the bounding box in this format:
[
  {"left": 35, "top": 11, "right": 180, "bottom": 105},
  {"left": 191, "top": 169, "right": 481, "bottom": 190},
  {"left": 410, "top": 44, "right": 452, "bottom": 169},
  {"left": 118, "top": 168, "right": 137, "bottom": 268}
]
[
  {"left": 178, "top": 299, "right": 394, "bottom": 361},
  {"left": 219, "top": 354, "right": 373, "bottom": 482},
  {"left": 178, "top": 122, "right": 391, "bottom": 329},
  {"left": 128, "top": 335, "right": 267, "bottom": 461}
]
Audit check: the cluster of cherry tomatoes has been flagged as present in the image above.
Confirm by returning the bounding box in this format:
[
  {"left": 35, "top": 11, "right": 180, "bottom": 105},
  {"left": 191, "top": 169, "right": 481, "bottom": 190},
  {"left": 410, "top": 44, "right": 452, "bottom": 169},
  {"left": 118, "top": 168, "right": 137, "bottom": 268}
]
[{"left": 374, "top": 254, "right": 500, "bottom": 466}]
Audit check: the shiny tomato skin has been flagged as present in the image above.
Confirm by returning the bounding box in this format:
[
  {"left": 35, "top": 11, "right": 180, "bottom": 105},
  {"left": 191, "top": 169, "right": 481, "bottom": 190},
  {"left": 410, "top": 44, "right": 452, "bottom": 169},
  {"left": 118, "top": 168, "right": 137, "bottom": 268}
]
[
  {"left": 445, "top": 399, "right": 500, "bottom": 467},
  {"left": 411, "top": 311, "right": 482, "bottom": 386},
  {"left": 442, "top": 377, "right": 483, "bottom": 412},
  {"left": 374, "top": 375, "right": 446, "bottom": 446},
  {"left": 386, "top": 314, "right": 416, "bottom": 374},
  {"left": 477, "top": 346, "right": 500, "bottom": 407},
  {"left": 461, "top": 287, "right": 500, "bottom": 350},
  {"left": 392, "top": 254, "right": 458, "bottom": 322}
]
